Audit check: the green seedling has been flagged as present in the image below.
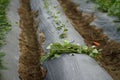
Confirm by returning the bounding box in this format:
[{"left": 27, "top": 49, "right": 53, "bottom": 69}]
[
  {"left": 43, "top": 0, "right": 49, "bottom": 9},
  {"left": 0, "top": 0, "right": 10, "bottom": 73},
  {"left": 117, "top": 26, "right": 120, "bottom": 32},
  {"left": 41, "top": 40, "right": 101, "bottom": 62},
  {"left": 56, "top": 11, "right": 60, "bottom": 14},
  {"left": 64, "top": 28, "right": 68, "bottom": 32},
  {"left": 93, "top": 0, "right": 120, "bottom": 18},
  {"left": 57, "top": 27, "right": 62, "bottom": 31},
  {"left": 54, "top": 15, "right": 58, "bottom": 19},
  {"left": 43, "top": 0, "right": 68, "bottom": 39},
  {"left": 59, "top": 33, "right": 67, "bottom": 39}
]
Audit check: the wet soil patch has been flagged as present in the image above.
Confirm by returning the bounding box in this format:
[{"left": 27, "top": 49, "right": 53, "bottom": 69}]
[{"left": 58, "top": 0, "right": 120, "bottom": 80}]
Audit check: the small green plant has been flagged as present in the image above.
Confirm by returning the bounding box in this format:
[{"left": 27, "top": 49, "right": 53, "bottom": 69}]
[
  {"left": 59, "top": 33, "right": 67, "bottom": 39},
  {"left": 43, "top": 0, "right": 69, "bottom": 39},
  {"left": 117, "top": 26, "right": 120, "bottom": 32},
  {"left": 108, "top": 1, "right": 120, "bottom": 19},
  {"left": 54, "top": 15, "right": 58, "bottom": 19},
  {"left": 0, "top": 0, "right": 11, "bottom": 47},
  {"left": 64, "top": 28, "right": 68, "bottom": 32},
  {"left": 56, "top": 11, "right": 60, "bottom": 14},
  {"left": 0, "top": 52, "right": 5, "bottom": 70},
  {"left": 0, "top": 52, "right": 6, "bottom": 78},
  {"left": 43, "top": 0, "right": 49, "bottom": 9},
  {"left": 53, "top": 17, "right": 68, "bottom": 39},
  {"left": 94, "top": 0, "right": 115, "bottom": 12},
  {"left": 41, "top": 40, "right": 101, "bottom": 62},
  {"left": 56, "top": 27, "right": 62, "bottom": 31},
  {"left": 0, "top": 0, "right": 10, "bottom": 74},
  {"left": 92, "top": 0, "right": 120, "bottom": 18}
]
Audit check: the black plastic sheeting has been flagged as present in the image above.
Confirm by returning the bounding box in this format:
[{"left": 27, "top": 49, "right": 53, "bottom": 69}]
[
  {"left": 31, "top": 0, "right": 85, "bottom": 50},
  {"left": 43, "top": 54, "right": 112, "bottom": 80},
  {"left": 30, "top": 0, "right": 113, "bottom": 80}
]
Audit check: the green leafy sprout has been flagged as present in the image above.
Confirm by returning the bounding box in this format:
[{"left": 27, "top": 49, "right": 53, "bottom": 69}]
[
  {"left": 0, "top": 0, "right": 11, "bottom": 47},
  {"left": 59, "top": 33, "right": 67, "bottom": 39},
  {"left": 41, "top": 40, "right": 101, "bottom": 62},
  {"left": 0, "top": 52, "right": 6, "bottom": 70},
  {"left": 43, "top": 0, "right": 68, "bottom": 39},
  {"left": 117, "top": 25, "right": 120, "bottom": 32},
  {"left": 43, "top": 0, "right": 49, "bottom": 9},
  {"left": 0, "top": 52, "right": 6, "bottom": 78},
  {"left": 93, "top": 0, "right": 120, "bottom": 19},
  {"left": 0, "top": 0, "right": 11, "bottom": 73}
]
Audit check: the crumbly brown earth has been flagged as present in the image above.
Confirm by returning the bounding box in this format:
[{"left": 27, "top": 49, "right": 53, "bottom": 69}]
[
  {"left": 18, "top": 0, "right": 45, "bottom": 80},
  {"left": 58, "top": 0, "right": 120, "bottom": 80},
  {"left": 39, "top": 31, "right": 45, "bottom": 45}
]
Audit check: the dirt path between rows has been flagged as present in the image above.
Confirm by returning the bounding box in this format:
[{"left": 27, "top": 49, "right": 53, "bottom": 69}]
[
  {"left": 58, "top": 0, "right": 120, "bottom": 80},
  {"left": 18, "top": 0, "right": 45, "bottom": 79}
]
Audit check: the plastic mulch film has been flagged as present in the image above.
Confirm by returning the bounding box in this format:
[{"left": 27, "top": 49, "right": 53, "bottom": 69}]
[
  {"left": 30, "top": 0, "right": 85, "bottom": 51},
  {"left": 0, "top": 0, "right": 20, "bottom": 80},
  {"left": 72, "top": 0, "right": 120, "bottom": 42},
  {"left": 30, "top": 0, "right": 113, "bottom": 80}
]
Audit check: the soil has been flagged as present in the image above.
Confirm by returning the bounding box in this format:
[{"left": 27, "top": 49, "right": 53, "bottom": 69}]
[
  {"left": 58, "top": 0, "right": 120, "bottom": 80},
  {"left": 18, "top": 0, "right": 45, "bottom": 80},
  {"left": 39, "top": 31, "right": 45, "bottom": 45}
]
